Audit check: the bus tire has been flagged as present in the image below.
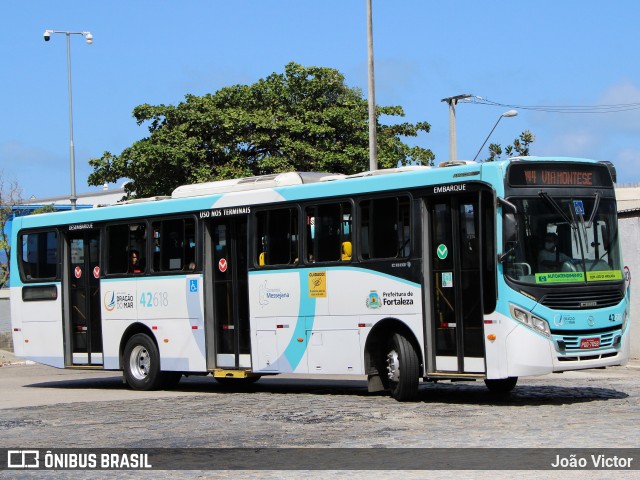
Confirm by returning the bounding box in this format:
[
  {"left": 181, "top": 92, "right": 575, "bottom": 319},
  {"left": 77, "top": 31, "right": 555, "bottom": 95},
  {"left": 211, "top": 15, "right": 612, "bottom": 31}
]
[
  {"left": 123, "top": 334, "right": 163, "bottom": 391},
  {"left": 385, "top": 332, "right": 420, "bottom": 402},
  {"left": 162, "top": 372, "right": 183, "bottom": 389},
  {"left": 484, "top": 377, "right": 518, "bottom": 394}
]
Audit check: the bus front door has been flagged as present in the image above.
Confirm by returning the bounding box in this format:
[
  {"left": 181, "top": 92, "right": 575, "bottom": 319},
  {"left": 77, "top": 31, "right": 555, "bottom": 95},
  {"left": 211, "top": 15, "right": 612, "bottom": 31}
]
[
  {"left": 427, "top": 193, "right": 485, "bottom": 374},
  {"left": 67, "top": 230, "right": 103, "bottom": 365},
  {"left": 210, "top": 217, "right": 251, "bottom": 369}
]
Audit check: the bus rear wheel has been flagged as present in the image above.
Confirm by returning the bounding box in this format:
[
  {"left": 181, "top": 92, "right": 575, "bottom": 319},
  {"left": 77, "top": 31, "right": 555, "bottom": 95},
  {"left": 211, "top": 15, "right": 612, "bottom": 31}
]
[
  {"left": 123, "top": 333, "right": 163, "bottom": 391},
  {"left": 385, "top": 333, "right": 420, "bottom": 402},
  {"left": 484, "top": 377, "right": 518, "bottom": 394}
]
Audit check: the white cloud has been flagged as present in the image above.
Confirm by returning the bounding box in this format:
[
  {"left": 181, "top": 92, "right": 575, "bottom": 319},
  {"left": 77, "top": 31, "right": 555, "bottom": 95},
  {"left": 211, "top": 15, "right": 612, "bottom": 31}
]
[
  {"left": 614, "top": 148, "right": 640, "bottom": 185},
  {"left": 595, "top": 80, "right": 640, "bottom": 134},
  {"left": 527, "top": 79, "right": 640, "bottom": 183},
  {"left": 535, "top": 128, "right": 599, "bottom": 161}
]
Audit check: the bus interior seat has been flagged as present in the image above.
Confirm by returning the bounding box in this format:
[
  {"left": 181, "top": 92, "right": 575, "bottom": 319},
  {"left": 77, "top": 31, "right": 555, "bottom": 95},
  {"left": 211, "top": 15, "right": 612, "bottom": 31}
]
[
  {"left": 341, "top": 241, "right": 352, "bottom": 261},
  {"left": 259, "top": 252, "right": 265, "bottom": 266}
]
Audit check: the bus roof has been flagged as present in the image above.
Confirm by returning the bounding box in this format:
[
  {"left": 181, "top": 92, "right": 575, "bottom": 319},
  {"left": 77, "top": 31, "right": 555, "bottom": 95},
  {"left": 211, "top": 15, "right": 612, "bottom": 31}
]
[{"left": 14, "top": 157, "right": 610, "bottom": 230}]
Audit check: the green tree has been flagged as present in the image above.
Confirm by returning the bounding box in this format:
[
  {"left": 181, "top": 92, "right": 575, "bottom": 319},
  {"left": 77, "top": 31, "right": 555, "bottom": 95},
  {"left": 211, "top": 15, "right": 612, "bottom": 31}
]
[
  {"left": 31, "top": 204, "right": 57, "bottom": 215},
  {"left": 0, "top": 173, "right": 22, "bottom": 288},
  {"left": 89, "top": 62, "right": 434, "bottom": 198},
  {"left": 483, "top": 130, "right": 535, "bottom": 162}
]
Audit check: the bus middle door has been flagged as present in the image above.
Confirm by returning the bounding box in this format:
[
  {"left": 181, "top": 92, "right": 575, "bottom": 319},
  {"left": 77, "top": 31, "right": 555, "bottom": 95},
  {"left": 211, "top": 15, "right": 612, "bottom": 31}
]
[{"left": 210, "top": 216, "right": 251, "bottom": 369}]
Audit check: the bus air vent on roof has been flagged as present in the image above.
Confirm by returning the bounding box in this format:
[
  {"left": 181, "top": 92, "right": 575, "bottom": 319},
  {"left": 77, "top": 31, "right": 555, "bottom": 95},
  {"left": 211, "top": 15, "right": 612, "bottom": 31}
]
[
  {"left": 117, "top": 196, "right": 170, "bottom": 205},
  {"left": 343, "top": 165, "right": 432, "bottom": 179},
  {"left": 438, "top": 160, "right": 477, "bottom": 168},
  {"left": 171, "top": 171, "right": 338, "bottom": 198}
]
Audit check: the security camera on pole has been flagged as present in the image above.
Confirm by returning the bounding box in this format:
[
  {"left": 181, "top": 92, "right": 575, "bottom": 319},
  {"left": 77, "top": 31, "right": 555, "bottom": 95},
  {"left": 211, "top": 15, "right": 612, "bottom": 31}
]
[{"left": 43, "top": 29, "right": 93, "bottom": 210}]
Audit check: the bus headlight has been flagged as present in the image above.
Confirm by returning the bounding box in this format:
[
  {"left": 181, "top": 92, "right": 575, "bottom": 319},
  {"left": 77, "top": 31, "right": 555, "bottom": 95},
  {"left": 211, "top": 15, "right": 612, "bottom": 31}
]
[
  {"left": 531, "top": 315, "right": 551, "bottom": 336},
  {"left": 510, "top": 304, "right": 551, "bottom": 338}
]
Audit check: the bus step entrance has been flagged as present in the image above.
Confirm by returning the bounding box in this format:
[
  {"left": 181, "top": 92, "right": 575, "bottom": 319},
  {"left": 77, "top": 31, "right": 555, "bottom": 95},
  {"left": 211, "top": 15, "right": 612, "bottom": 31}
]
[{"left": 212, "top": 369, "right": 258, "bottom": 379}]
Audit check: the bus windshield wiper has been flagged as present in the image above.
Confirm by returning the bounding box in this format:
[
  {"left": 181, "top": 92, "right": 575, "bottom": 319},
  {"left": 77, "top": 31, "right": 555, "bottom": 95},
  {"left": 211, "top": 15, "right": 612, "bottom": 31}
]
[
  {"left": 538, "top": 191, "right": 575, "bottom": 228},
  {"left": 587, "top": 192, "right": 601, "bottom": 228}
]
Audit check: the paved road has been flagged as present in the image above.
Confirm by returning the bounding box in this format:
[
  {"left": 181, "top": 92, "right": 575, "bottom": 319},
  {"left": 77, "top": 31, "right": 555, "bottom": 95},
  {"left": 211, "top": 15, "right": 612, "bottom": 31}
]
[{"left": 1, "top": 354, "right": 639, "bottom": 478}]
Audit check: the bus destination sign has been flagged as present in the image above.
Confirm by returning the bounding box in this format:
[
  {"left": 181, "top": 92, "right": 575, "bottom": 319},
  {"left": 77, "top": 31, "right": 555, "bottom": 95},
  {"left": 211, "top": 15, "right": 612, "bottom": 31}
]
[
  {"left": 508, "top": 163, "right": 612, "bottom": 188},
  {"left": 524, "top": 169, "right": 593, "bottom": 186}
]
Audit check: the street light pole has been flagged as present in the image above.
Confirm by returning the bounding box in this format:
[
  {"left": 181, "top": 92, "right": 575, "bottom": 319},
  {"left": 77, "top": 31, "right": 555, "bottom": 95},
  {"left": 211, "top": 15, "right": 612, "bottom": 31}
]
[
  {"left": 44, "top": 29, "right": 93, "bottom": 210},
  {"left": 441, "top": 94, "right": 473, "bottom": 162},
  {"left": 366, "top": 0, "right": 377, "bottom": 171},
  {"left": 472, "top": 110, "right": 518, "bottom": 162}
]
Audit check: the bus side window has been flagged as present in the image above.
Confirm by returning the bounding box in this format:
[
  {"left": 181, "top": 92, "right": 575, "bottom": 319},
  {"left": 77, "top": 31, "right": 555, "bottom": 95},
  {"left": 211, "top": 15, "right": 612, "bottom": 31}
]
[
  {"left": 151, "top": 217, "right": 197, "bottom": 272},
  {"left": 305, "top": 202, "right": 352, "bottom": 263},
  {"left": 359, "top": 196, "right": 410, "bottom": 260},
  {"left": 106, "top": 223, "right": 146, "bottom": 274},
  {"left": 20, "top": 231, "right": 58, "bottom": 280},
  {"left": 255, "top": 208, "right": 299, "bottom": 267}
]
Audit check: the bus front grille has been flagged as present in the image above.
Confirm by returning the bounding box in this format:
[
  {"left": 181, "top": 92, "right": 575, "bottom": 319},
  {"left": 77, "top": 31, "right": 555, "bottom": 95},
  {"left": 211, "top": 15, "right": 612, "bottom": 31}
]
[{"left": 540, "top": 289, "right": 624, "bottom": 310}]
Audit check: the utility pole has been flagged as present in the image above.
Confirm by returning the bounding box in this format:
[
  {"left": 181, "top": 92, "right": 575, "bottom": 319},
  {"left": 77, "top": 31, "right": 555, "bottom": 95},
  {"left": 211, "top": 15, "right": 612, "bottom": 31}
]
[
  {"left": 366, "top": 0, "right": 377, "bottom": 171},
  {"left": 441, "top": 94, "right": 473, "bottom": 162}
]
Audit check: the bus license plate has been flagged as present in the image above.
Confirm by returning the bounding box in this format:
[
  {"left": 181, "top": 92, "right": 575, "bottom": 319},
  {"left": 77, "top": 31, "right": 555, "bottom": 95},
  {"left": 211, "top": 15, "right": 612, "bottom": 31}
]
[{"left": 580, "top": 337, "right": 600, "bottom": 349}]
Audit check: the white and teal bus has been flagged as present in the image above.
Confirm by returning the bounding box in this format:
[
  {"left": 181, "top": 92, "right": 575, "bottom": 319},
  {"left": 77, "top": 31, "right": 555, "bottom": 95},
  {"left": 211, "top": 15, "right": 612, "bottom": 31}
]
[{"left": 10, "top": 157, "right": 630, "bottom": 401}]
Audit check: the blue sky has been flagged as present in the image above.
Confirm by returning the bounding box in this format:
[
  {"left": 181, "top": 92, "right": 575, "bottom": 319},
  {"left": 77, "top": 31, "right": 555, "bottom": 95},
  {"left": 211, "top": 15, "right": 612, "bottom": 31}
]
[{"left": 2, "top": 1, "right": 640, "bottom": 199}]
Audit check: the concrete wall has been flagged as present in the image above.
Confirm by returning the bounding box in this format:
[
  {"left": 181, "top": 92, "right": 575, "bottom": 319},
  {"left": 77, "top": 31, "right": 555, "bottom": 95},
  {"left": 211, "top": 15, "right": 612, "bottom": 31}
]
[
  {"left": 0, "top": 297, "right": 12, "bottom": 351},
  {"left": 620, "top": 216, "right": 640, "bottom": 359}
]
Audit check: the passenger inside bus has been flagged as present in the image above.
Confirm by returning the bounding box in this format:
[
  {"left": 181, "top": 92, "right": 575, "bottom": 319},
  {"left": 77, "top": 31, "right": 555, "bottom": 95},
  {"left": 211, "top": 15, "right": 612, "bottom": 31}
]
[{"left": 129, "top": 250, "right": 143, "bottom": 274}]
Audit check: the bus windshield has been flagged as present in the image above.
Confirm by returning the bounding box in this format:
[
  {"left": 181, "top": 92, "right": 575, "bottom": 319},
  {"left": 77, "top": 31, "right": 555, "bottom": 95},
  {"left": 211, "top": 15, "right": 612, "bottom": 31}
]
[{"left": 504, "top": 195, "right": 623, "bottom": 285}]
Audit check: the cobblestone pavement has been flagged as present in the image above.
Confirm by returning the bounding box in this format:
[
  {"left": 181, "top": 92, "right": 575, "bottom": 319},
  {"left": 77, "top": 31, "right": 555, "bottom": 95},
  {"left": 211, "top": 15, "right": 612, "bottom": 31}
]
[{"left": 0, "top": 362, "right": 639, "bottom": 479}]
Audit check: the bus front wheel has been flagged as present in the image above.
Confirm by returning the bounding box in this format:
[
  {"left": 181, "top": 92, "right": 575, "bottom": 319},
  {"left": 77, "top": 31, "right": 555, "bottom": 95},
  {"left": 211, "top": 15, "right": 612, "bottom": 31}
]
[
  {"left": 123, "top": 334, "right": 163, "bottom": 391},
  {"left": 385, "top": 333, "right": 420, "bottom": 402}
]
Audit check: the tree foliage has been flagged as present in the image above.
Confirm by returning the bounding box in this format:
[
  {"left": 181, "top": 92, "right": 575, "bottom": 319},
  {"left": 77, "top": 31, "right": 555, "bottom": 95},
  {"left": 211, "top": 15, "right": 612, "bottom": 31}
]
[
  {"left": 484, "top": 130, "right": 536, "bottom": 162},
  {"left": 89, "top": 63, "right": 434, "bottom": 198},
  {"left": 0, "top": 173, "right": 22, "bottom": 288}
]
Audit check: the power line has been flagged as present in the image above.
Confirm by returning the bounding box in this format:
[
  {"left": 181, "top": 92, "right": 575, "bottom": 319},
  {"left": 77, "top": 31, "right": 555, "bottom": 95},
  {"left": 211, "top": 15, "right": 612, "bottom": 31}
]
[{"left": 464, "top": 97, "right": 640, "bottom": 114}]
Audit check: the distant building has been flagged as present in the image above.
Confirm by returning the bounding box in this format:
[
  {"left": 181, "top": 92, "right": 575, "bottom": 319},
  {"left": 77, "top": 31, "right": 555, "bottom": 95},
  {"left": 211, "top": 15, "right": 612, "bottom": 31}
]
[
  {"left": 20, "top": 183, "right": 128, "bottom": 209},
  {"left": 615, "top": 185, "right": 640, "bottom": 218},
  {"left": 1, "top": 184, "right": 127, "bottom": 273}
]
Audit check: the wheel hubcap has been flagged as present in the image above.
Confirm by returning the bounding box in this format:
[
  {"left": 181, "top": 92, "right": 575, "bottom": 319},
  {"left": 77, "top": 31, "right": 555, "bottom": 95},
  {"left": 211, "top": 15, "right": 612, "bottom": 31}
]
[
  {"left": 130, "top": 345, "right": 150, "bottom": 380},
  {"left": 386, "top": 349, "right": 400, "bottom": 382}
]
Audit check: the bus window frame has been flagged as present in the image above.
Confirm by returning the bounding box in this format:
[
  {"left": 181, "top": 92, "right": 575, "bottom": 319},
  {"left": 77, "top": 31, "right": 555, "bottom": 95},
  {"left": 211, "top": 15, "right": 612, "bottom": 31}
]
[
  {"left": 302, "top": 197, "right": 355, "bottom": 266},
  {"left": 357, "top": 193, "right": 413, "bottom": 262},
  {"left": 150, "top": 214, "right": 200, "bottom": 274},
  {"left": 103, "top": 220, "right": 149, "bottom": 277},
  {"left": 17, "top": 228, "right": 61, "bottom": 283},
  {"left": 252, "top": 205, "right": 302, "bottom": 269}
]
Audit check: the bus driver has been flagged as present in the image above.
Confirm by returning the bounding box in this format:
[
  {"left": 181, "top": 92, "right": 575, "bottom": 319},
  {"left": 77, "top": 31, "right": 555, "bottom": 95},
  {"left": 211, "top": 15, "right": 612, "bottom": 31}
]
[{"left": 537, "top": 232, "right": 570, "bottom": 273}]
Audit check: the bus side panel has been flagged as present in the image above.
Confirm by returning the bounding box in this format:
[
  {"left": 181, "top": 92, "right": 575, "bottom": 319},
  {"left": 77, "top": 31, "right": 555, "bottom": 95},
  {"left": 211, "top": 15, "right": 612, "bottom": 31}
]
[
  {"left": 101, "top": 276, "right": 206, "bottom": 372},
  {"left": 11, "top": 284, "right": 65, "bottom": 368},
  {"left": 249, "top": 268, "right": 423, "bottom": 375},
  {"left": 250, "top": 271, "right": 307, "bottom": 374}
]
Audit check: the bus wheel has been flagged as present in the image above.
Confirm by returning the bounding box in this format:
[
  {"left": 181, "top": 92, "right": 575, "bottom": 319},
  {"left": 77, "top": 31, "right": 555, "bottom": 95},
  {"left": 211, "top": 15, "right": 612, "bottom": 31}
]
[
  {"left": 484, "top": 377, "right": 518, "bottom": 394},
  {"left": 123, "top": 334, "right": 163, "bottom": 391},
  {"left": 162, "top": 372, "right": 183, "bottom": 389},
  {"left": 385, "top": 333, "right": 420, "bottom": 402}
]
